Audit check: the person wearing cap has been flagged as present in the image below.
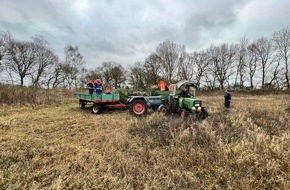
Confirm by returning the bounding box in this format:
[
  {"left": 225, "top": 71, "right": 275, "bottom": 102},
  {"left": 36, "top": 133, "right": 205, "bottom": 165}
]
[
  {"left": 94, "top": 79, "right": 103, "bottom": 95},
  {"left": 87, "top": 79, "right": 94, "bottom": 94},
  {"left": 224, "top": 89, "right": 231, "bottom": 111}
]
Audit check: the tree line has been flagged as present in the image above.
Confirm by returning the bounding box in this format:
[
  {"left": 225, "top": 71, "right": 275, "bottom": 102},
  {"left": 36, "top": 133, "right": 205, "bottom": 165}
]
[{"left": 1, "top": 27, "right": 289, "bottom": 90}]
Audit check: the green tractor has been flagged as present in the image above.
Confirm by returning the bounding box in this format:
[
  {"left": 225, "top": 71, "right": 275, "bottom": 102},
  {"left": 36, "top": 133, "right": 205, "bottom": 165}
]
[{"left": 156, "top": 81, "right": 209, "bottom": 120}]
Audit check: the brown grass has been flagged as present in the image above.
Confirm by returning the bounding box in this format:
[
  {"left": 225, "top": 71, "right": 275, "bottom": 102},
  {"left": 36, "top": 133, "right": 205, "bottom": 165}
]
[
  {"left": 0, "top": 90, "right": 290, "bottom": 189},
  {"left": 0, "top": 85, "right": 75, "bottom": 106}
]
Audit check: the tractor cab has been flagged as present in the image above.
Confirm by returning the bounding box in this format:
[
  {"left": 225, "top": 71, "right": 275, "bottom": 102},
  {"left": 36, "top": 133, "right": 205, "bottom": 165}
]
[{"left": 169, "top": 81, "right": 197, "bottom": 97}]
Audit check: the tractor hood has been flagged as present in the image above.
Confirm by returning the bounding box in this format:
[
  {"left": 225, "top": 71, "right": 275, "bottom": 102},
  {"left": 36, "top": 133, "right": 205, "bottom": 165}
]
[{"left": 175, "top": 80, "right": 198, "bottom": 90}]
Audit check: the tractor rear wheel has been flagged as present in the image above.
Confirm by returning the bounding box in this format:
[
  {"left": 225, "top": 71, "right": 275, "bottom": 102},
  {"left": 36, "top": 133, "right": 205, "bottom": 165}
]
[
  {"left": 201, "top": 107, "right": 209, "bottom": 119},
  {"left": 92, "top": 104, "right": 102, "bottom": 114},
  {"left": 172, "top": 99, "right": 179, "bottom": 113},
  {"left": 79, "top": 100, "right": 85, "bottom": 109},
  {"left": 130, "top": 99, "right": 147, "bottom": 116}
]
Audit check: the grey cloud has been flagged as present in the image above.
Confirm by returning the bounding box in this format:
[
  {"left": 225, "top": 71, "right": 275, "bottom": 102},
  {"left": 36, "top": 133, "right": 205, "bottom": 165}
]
[
  {"left": 0, "top": 0, "right": 289, "bottom": 68},
  {"left": 183, "top": 10, "right": 237, "bottom": 47},
  {"left": 181, "top": 0, "right": 251, "bottom": 49}
]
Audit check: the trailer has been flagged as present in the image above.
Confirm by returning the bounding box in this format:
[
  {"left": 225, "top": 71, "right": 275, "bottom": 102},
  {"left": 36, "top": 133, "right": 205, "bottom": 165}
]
[{"left": 75, "top": 92, "right": 126, "bottom": 114}]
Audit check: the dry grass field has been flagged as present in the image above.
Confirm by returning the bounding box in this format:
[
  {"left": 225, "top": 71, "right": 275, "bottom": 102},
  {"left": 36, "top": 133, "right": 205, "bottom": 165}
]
[{"left": 0, "top": 89, "right": 290, "bottom": 189}]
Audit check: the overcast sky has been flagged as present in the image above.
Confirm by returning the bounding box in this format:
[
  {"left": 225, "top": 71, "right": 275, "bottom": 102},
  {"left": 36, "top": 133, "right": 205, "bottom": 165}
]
[{"left": 0, "top": 0, "right": 289, "bottom": 68}]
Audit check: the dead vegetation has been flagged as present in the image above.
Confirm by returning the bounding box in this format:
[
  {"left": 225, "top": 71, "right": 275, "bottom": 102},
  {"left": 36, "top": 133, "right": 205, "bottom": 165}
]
[
  {"left": 0, "top": 90, "right": 289, "bottom": 189},
  {"left": 0, "top": 85, "right": 75, "bottom": 106}
]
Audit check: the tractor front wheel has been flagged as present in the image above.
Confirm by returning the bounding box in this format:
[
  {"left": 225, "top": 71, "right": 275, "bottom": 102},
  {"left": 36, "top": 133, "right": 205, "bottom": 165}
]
[
  {"left": 180, "top": 109, "right": 188, "bottom": 120},
  {"left": 158, "top": 105, "right": 168, "bottom": 115},
  {"left": 201, "top": 107, "right": 209, "bottom": 119},
  {"left": 130, "top": 99, "right": 147, "bottom": 116}
]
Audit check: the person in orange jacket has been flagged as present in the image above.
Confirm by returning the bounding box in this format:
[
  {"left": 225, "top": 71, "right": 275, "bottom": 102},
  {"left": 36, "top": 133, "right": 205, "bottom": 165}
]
[
  {"left": 87, "top": 79, "right": 94, "bottom": 94},
  {"left": 94, "top": 79, "right": 103, "bottom": 95},
  {"left": 157, "top": 79, "right": 168, "bottom": 91}
]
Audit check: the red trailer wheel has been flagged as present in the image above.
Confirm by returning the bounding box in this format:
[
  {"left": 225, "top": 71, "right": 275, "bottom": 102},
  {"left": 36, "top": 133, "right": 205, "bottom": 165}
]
[{"left": 92, "top": 104, "right": 102, "bottom": 114}]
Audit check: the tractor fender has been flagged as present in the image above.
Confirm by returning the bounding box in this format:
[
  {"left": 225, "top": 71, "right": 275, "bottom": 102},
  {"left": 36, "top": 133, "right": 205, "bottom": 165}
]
[
  {"left": 158, "top": 104, "right": 165, "bottom": 111},
  {"left": 128, "top": 96, "right": 151, "bottom": 107}
]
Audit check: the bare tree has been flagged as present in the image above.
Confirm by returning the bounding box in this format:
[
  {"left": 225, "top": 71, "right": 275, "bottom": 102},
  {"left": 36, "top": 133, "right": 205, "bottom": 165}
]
[
  {"left": 155, "top": 40, "right": 180, "bottom": 82},
  {"left": 193, "top": 50, "right": 209, "bottom": 89},
  {"left": 252, "top": 37, "right": 273, "bottom": 88},
  {"left": 85, "top": 68, "right": 103, "bottom": 82},
  {"left": 177, "top": 46, "right": 195, "bottom": 81},
  {"left": 30, "top": 35, "right": 58, "bottom": 87},
  {"left": 207, "top": 43, "right": 237, "bottom": 89},
  {"left": 266, "top": 56, "right": 281, "bottom": 89},
  {"left": 272, "top": 27, "right": 290, "bottom": 90},
  {"left": 128, "top": 62, "right": 145, "bottom": 89},
  {"left": 143, "top": 53, "right": 161, "bottom": 86},
  {"left": 98, "top": 61, "right": 114, "bottom": 84},
  {"left": 0, "top": 31, "right": 14, "bottom": 84},
  {"left": 247, "top": 43, "right": 259, "bottom": 88},
  {"left": 46, "top": 62, "right": 64, "bottom": 89},
  {"left": 0, "top": 31, "right": 7, "bottom": 70},
  {"left": 111, "top": 63, "right": 126, "bottom": 89},
  {"left": 234, "top": 36, "right": 248, "bottom": 89},
  {"left": 98, "top": 61, "right": 126, "bottom": 89},
  {"left": 61, "top": 63, "right": 75, "bottom": 89},
  {"left": 6, "top": 39, "right": 36, "bottom": 86},
  {"left": 64, "top": 45, "right": 85, "bottom": 89}
]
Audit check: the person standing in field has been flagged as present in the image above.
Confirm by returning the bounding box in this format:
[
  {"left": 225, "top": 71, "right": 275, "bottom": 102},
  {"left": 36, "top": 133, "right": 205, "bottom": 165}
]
[{"left": 224, "top": 89, "right": 231, "bottom": 111}]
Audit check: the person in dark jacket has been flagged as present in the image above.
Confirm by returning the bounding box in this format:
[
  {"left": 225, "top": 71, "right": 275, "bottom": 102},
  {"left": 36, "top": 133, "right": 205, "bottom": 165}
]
[
  {"left": 87, "top": 79, "right": 94, "bottom": 94},
  {"left": 224, "top": 89, "right": 231, "bottom": 111},
  {"left": 181, "top": 86, "right": 190, "bottom": 98}
]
